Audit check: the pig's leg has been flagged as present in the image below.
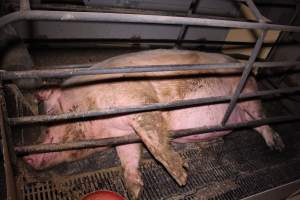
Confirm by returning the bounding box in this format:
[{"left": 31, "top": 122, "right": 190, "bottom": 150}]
[
  {"left": 116, "top": 144, "right": 143, "bottom": 200},
  {"left": 237, "top": 100, "right": 285, "bottom": 151},
  {"left": 131, "top": 111, "right": 188, "bottom": 186}
]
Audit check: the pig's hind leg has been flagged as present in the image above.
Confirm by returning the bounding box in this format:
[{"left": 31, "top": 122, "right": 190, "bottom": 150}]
[
  {"left": 116, "top": 143, "right": 143, "bottom": 199},
  {"left": 237, "top": 100, "right": 285, "bottom": 151},
  {"left": 131, "top": 111, "right": 188, "bottom": 186}
]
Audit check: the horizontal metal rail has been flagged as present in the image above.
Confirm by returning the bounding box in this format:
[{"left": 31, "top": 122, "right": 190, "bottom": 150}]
[
  {"left": 1, "top": 61, "right": 300, "bottom": 80},
  {"left": 1, "top": 10, "right": 300, "bottom": 31},
  {"left": 4, "top": 1, "right": 251, "bottom": 22},
  {"left": 8, "top": 86, "right": 300, "bottom": 126},
  {"left": 22, "top": 38, "right": 297, "bottom": 46},
  {"left": 30, "top": 3, "right": 249, "bottom": 22},
  {"left": 14, "top": 115, "right": 300, "bottom": 155}
]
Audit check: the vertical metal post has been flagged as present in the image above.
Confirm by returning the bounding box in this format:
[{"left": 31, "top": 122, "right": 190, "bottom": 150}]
[
  {"left": 245, "top": 0, "right": 266, "bottom": 22},
  {"left": 222, "top": 0, "right": 267, "bottom": 125},
  {"left": 175, "top": 0, "right": 200, "bottom": 48},
  {"left": 20, "top": 0, "right": 31, "bottom": 10},
  {"left": 0, "top": 86, "right": 17, "bottom": 168},
  {"left": 0, "top": 84, "right": 17, "bottom": 200},
  {"left": 222, "top": 30, "right": 266, "bottom": 125}
]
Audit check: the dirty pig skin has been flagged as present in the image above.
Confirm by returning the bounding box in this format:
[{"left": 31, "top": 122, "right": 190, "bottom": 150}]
[{"left": 22, "top": 49, "right": 285, "bottom": 199}]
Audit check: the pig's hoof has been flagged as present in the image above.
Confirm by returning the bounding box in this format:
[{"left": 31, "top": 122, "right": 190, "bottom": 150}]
[
  {"left": 162, "top": 151, "right": 188, "bottom": 186},
  {"left": 125, "top": 175, "right": 144, "bottom": 200},
  {"left": 266, "top": 132, "right": 285, "bottom": 152}
]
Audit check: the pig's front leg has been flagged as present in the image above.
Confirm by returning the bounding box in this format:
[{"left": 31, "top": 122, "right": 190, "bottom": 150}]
[
  {"left": 255, "top": 125, "right": 285, "bottom": 151},
  {"left": 238, "top": 101, "right": 285, "bottom": 151},
  {"left": 116, "top": 144, "right": 143, "bottom": 200},
  {"left": 131, "top": 111, "right": 188, "bottom": 186}
]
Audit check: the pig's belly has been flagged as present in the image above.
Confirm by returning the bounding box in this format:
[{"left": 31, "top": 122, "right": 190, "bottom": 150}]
[
  {"left": 168, "top": 89, "right": 241, "bottom": 143},
  {"left": 170, "top": 104, "right": 231, "bottom": 143}
]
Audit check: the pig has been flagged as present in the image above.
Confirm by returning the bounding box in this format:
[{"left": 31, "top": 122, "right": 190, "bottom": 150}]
[{"left": 22, "top": 49, "right": 285, "bottom": 199}]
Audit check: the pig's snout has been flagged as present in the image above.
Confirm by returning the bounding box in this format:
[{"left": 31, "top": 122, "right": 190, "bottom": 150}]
[
  {"left": 23, "top": 155, "right": 44, "bottom": 170},
  {"left": 23, "top": 152, "right": 56, "bottom": 170},
  {"left": 24, "top": 157, "right": 35, "bottom": 166}
]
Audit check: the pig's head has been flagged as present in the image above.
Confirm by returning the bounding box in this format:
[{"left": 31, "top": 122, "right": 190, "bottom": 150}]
[
  {"left": 35, "top": 88, "right": 63, "bottom": 114},
  {"left": 22, "top": 125, "right": 68, "bottom": 170},
  {"left": 23, "top": 121, "right": 87, "bottom": 170},
  {"left": 23, "top": 88, "right": 70, "bottom": 170}
]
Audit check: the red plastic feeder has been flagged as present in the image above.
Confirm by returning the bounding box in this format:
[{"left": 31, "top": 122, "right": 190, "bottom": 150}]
[{"left": 81, "top": 190, "right": 125, "bottom": 200}]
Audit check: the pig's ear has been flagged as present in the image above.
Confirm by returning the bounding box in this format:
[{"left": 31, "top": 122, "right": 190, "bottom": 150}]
[{"left": 35, "top": 89, "right": 54, "bottom": 101}]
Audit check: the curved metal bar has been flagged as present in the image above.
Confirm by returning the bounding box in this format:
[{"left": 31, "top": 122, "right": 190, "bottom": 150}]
[
  {"left": 1, "top": 10, "right": 300, "bottom": 31},
  {"left": 14, "top": 115, "right": 300, "bottom": 155},
  {"left": 8, "top": 86, "right": 300, "bottom": 126}
]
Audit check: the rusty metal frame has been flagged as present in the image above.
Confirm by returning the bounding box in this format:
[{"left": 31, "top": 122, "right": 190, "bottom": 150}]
[
  {"left": 0, "top": 85, "right": 18, "bottom": 200},
  {"left": 0, "top": 0, "right": 300, "bottom": 199}
]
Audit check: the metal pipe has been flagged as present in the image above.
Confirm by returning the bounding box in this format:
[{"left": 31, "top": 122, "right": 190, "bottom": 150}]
[
  {"left": 30, "top": 3, "right": 243, "bottom": 21},
  {"left": 24, "top": 38, "right": 289, "bottom": 46},
  {"left": 2, "top": 61, "right": 300, "bottom": 80},
  {"left": 14, "top": 115, "right": 300, "bottom": 155},
  {"left": 245, "top": 0, "right": 265, "bottom": 22},
  {"left": 0, "top": 63, "right": 242, "bottom": 80},
  {"left": 20, "top": 0, "right": 30, "bottom": 10},
  {"left": 2, "top": 10, "right": 300, "bottom": 31},
  {"left": 8, "top": 86, "right": 300, "bottom": 126},
  {"left": 222, "top": 31, "right": 266, "bottom": 125},
  {"left": 175, "top": 0, "right": 200, "bottom": 47},
  {"left": 0, "top": 88, "right": 17, "bottom": 200}
]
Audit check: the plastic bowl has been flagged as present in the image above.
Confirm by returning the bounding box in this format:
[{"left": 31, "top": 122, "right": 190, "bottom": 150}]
[{"left": 81, "top": 190, "right": 125, "bottom": 200}]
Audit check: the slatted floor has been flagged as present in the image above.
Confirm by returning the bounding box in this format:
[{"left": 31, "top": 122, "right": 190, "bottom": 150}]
[{"left": 19, "top": 124, "right": 300, "bottom": 200}]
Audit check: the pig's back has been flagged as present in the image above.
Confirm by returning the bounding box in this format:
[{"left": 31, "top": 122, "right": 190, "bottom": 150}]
[{"left": 62, "top": 49, "right": 240, "bottom": 87}]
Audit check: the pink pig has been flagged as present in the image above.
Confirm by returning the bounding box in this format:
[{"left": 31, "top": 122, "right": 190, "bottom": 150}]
[{"left": 22, "top": 49, "right": 284, "bottom": 199}]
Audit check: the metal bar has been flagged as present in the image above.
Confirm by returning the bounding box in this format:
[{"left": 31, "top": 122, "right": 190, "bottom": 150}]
[
  {"left": 8, "top": 86, "right": 300, "bottom": 126},
  {"left": 14, "top": 114, "right": 300, "bottom": 155},
  {"left": 0, "top": 90, "right": 17, "bottom": 166},
  {"left": 20, "top": 0, "right": 30, "bottom": 10},
  {"left": 8, "top": 2, "right": 256, "bottom": 23},
  {"left": 0, "top": 86, "right": 17, "bottom": 200},
  {"left": 245, "top": 0, "right": 265, "bottom": 22},
  {"left": 2, "top": 10, "right": 300, "bottom": 32},
  {"left": 0, "top": 63, "right": 242, "bottom": 80},
  {"left": 23, "top": 38, "right": 296, "bottom": 46},
  {"left": 2, "top": 61, "right": 300, "bottom": 80},
  {"left": 37, "top": 62, "right": 94, "bottom": 69},
  {"left": 176, "top": 0, "right": 200, "bottom": 47},
  {"left": 222, "top": 31, "right": 266, "bottom": 125}
]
